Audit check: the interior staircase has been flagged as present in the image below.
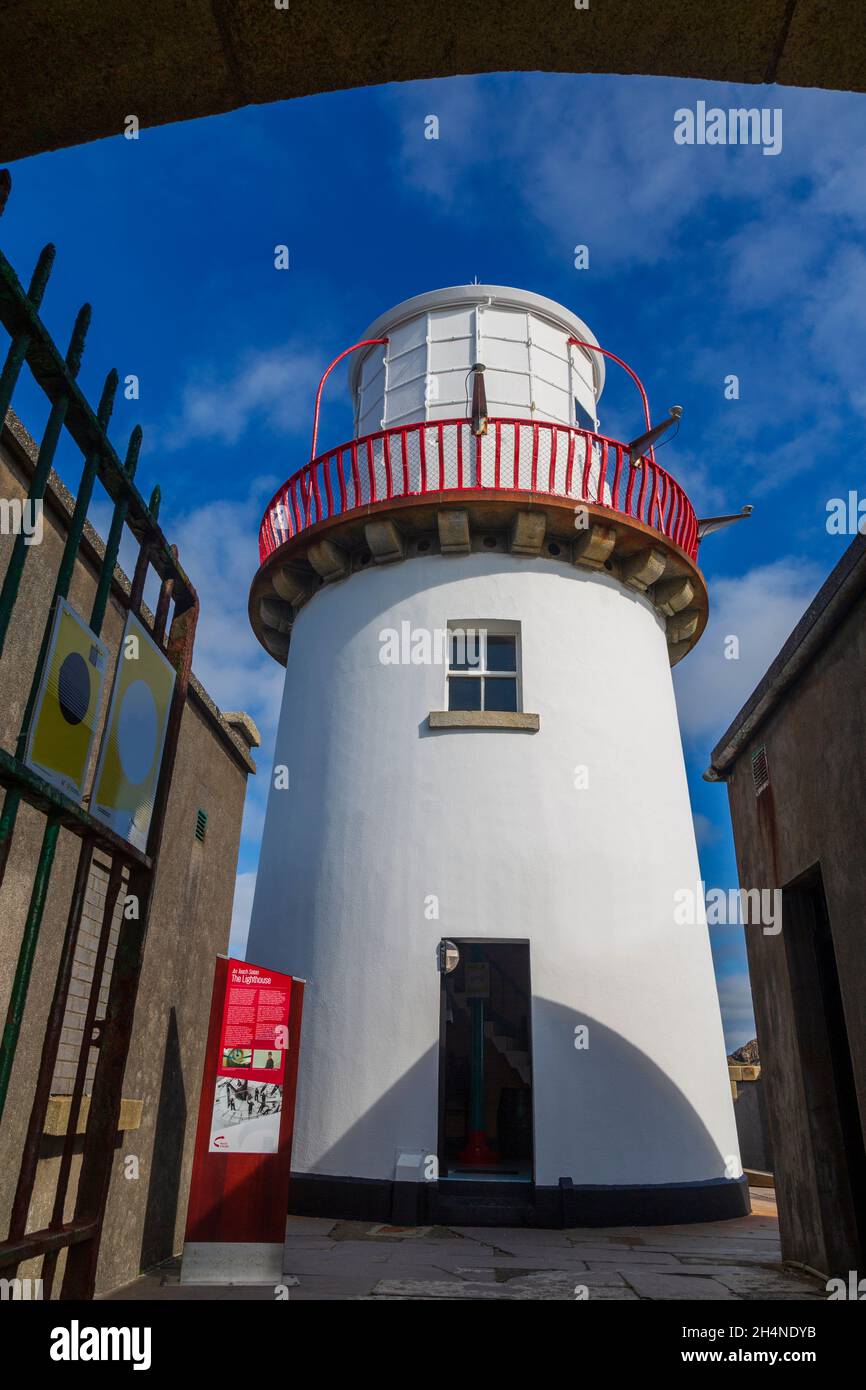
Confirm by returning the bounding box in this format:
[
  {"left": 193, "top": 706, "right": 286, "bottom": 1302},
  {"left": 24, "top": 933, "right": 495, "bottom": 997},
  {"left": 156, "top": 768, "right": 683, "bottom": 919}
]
[{"left": 451, "top": 991, "right": 530, "bottom": 1086}]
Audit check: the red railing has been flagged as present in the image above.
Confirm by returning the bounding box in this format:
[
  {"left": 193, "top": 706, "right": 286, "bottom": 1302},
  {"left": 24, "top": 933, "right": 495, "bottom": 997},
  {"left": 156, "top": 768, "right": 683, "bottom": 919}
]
[{"left": 258, "top": 417, "right": 698, "bottom": 565}]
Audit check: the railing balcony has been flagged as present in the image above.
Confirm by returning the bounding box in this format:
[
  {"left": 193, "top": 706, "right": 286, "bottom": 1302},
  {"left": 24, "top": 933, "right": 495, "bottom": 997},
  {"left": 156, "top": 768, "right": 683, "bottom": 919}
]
[{"left": 258, "top": 417, "right": 698, "bottom": 566}]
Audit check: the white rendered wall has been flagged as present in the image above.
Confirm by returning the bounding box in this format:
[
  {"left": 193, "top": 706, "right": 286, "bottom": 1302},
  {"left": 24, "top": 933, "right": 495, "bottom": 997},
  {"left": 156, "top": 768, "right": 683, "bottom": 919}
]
[{"left": 247, "top": 555, "right": 739, "bottom": 1189}]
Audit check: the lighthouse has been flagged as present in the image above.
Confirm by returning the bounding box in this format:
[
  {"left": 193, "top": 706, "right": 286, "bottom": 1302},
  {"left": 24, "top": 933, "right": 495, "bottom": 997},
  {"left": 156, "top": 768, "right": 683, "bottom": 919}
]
[{"left": 246, "top": 284, "right": 746, "bottom": 1227}]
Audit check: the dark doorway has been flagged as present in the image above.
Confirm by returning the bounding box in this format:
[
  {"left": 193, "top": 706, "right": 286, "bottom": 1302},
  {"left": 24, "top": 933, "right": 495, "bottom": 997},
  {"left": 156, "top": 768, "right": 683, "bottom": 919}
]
[
  {"left": 783, "top": 866, "right": 866, "bottom": 1270},
  {"left": 438, "top": 940, "right": 533, "bottom": 1182}
]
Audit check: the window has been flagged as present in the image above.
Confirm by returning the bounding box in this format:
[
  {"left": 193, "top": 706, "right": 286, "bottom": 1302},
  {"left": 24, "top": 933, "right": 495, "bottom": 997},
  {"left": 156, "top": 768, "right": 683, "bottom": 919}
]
[{"left": 447, "top": 624, "right": 520, "bottom": 713}]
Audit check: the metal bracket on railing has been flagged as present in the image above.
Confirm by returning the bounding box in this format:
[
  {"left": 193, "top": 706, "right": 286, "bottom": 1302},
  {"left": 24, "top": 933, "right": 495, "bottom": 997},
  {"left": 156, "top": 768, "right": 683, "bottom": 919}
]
[
  {"left": 628, "top": 406, "right": 682, "bottom": 467},
  {"left": 697, "top": 506, "right": 753, "bottom": 540},
  {"left": 568, "top": 337, "right": 656, "bottom": 464},
  {"left": 310, "top": 337, "right": 388, "bottom": 462}
]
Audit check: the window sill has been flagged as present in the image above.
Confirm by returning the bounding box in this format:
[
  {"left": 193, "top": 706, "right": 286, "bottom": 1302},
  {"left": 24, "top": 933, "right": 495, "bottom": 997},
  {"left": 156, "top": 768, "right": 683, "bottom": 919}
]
[{"left": 427, "top": 710, "right": 540, "bottom": 732}]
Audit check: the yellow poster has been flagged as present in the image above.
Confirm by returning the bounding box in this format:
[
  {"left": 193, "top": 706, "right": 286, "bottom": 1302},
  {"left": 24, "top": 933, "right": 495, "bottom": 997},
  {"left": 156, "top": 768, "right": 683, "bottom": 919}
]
[
  {"left": 91, "top": 612, "right": 176, "bottom": 852},
  {"left": 25, "top": 599, "right": 109, "bottom": 800}
]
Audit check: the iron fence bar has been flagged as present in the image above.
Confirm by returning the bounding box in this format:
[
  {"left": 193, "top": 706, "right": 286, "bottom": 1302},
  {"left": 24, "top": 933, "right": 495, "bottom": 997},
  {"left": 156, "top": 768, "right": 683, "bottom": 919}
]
[
  {"left": 153, "top": 567, "right": 174, "bottom": 646},
  {"left": 0, "top": 818, "right": 60, "bottom": 1117},
  {"left": 5, "top": 835, "right": 95, "bottom": 1251},
  {"left": 90, "top": 426, "right": 140, "bottom": 634},
  {"left": 0, "top": 749, "right": 151, "bottom": 866},
  {"left": 0, "top": 302, "right": 91, "bottom": 657},
  {"left": 0, "top": 174, "right": 54, "bottom": 423},
  {"left": 54, "top": 368, "right": 119, "bottom": 595},
  {"left": 0, "top": 168, "right": 199, "bottom": 1297},
  {"left": 0, "top": 248, "right": 191, "bottom": 596},
  {"left": 0, "top": 244, "right": 55, "bottom": 426},
  {"left": 0, "top": 372, "right": 122, "bottom": 1115},
  {"left": 41, "top": 854, "right": 125, "bottom": 1299},
  {"left": 61, "top": 590, "right": 198, "bottom": 1300},
  {"left": 128, "top": 485, "right": 161, "bottom": 617},
  {"left": 129, "top": 542, "right": 150, "bottom": 614},
  {"left": 0, "top": 305, "right": 95, "bottom": 878},
  {"left": 59, "top": 867, "right": 150, "bottom": 1299},
  {"left": 14, "top": 365, "right": 118, "bottom": 712},
  {"left": 0, "top": 1218, "right": 98, "bottom": 1267}
]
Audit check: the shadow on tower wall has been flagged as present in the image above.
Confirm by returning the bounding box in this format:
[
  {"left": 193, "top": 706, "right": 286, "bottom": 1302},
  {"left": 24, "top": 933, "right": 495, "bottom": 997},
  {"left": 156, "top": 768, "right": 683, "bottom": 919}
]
[{"left": 286, "top": 998, "right": 746, "bottom": 1227}]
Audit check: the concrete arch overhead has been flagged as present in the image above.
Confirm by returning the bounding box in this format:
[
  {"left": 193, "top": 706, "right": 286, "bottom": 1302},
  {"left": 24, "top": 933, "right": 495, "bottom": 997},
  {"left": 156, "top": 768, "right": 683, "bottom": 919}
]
[{"left": 1, "top": 0, "right": 865, "bottom": 164}]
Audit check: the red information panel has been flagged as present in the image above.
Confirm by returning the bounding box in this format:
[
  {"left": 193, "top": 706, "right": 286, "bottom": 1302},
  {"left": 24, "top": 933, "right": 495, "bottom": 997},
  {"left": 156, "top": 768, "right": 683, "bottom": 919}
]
[
  {"left": 185, "top": 955, "right": 305, "bottom": 1247},
  {"left": 210, "top": 961, "right": 293, "bottom": 1153}
]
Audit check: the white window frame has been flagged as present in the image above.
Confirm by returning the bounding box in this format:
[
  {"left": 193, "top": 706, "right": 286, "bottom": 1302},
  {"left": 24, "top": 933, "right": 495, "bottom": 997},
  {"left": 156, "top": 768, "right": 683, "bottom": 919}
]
[{"left": 445, "top": 619, "right": 522, "bottom": 713}]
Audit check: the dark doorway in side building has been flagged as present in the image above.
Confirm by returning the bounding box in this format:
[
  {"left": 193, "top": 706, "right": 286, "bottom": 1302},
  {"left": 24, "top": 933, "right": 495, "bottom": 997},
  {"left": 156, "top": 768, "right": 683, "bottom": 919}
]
[
  {"left": 783, "top": 866, "right": 866, "bottom": 1269},
  {"left": 438, "top": 940, "right": 533, "bottom": 1182}
]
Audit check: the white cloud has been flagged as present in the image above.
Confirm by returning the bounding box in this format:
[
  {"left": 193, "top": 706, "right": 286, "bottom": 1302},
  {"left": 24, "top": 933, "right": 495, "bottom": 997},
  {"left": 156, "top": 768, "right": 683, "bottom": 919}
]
[
  {"left": 693, "top": 811, "right": 720, "bottom": 848},
  {"left": 658, "top": 446, "right": 729, "bottom": 517},
  {"left": 388, "top": 75, "right": 821, "bottom": 273},
  {"left": 168, "top": 485, "right": 285, "bottom": 734},
  {"left": 716, "top": 971, "right": 757, "bottom": 1054},
  {"left": 229, "top": 871, "right": 256, "bottom": 959},
  {"left": 674, "top": 557, "right": 822, "bottom": 746},
  {"left": 724, "top": 216, "right": 823, "bottom": 310},
  {"left": 164, "top": 485, "right": 287, "bottom": 878},
  {"left": 159, "top": 344, "right": 322, "bottom": 451},
  {"left": 388, "top": 71, "right": 866, "bottom": 516}
]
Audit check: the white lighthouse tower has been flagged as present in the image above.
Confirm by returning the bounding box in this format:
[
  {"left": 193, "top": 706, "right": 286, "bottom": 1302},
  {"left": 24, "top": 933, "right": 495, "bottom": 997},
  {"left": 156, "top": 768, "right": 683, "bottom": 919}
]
[{"left": 247, "top": 285, "right": 745, "bottom": 1227}]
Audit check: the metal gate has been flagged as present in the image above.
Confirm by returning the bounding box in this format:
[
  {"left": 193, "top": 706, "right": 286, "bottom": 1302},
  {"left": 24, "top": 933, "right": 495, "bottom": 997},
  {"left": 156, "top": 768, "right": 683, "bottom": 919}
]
[{"left": 0, "top": 169, "right": 199, "bottom": 1297}]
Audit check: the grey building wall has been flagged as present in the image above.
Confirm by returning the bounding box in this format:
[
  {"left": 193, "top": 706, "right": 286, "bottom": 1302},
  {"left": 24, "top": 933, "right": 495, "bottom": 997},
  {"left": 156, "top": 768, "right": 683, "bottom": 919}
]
[
  {"left": 729, "top": 1072, "right": 773, "bottom": 1175},
  {"left": 0, "top": 414, "right": 257, "bottom": 1295},
  {"left": 710, "top": 534, "right": 866, "bottom": 1276}
]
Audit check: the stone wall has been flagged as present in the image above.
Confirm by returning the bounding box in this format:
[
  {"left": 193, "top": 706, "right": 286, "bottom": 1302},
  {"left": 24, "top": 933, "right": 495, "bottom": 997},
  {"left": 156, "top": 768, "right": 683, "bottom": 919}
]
[{"left": 0, "top": 412, "right": 257, "bottom": 1295}]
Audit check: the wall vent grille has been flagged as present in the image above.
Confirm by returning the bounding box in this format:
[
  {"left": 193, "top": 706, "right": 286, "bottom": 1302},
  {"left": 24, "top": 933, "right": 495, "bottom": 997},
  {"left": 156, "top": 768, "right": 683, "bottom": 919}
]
[
  {"left": 751, "top": 746, "right": 770, "bottom": 797},
  {"left": 195, "top": 807, "right": 208, "bottom": 842}
]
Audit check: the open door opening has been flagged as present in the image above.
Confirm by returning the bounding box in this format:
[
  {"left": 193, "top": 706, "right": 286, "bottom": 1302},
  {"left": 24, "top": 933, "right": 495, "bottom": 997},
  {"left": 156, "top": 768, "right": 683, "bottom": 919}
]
[
  {"left": 438, "top": 940, "right": 533, "bottom": 1182},
  {"left": 783, "top": 867, "right": 866, "bottom": 1270}
]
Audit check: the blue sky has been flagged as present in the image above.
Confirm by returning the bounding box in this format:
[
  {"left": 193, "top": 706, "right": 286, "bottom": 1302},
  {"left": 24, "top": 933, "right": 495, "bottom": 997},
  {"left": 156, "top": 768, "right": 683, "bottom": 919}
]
[{"left": 5, "top": 71, "right": 865, "bottom": 1050}]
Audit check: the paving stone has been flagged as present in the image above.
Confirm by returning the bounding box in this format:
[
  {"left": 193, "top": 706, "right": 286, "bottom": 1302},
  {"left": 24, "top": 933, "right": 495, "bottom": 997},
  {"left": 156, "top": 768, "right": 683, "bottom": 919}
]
[
  {"left": 638, "top": 1242, "right": 781, "bottom": 1260},
  {"left": 280, "top": 1236, "right": 341, "bottom": 1251},
  {"left": 300, "top": 1246, "right": 393, "bottom": 1265},
  {"left": 107, "top": 1282, "right": 275, "bottom": 1301},
  {"left": 625, "top": 1270, "right": 742, "bottom": 1300},
  {"left": 570, "top": 1249, "right": 682, "bottom": 1264},
  {"left": 282, "top": 1271, "right": 400, "bottom": 1297},
  {"left": 282, "top": 1254, "right": 349, "bottom": 1276},
  {"left": 712, "top": 1268, "right": 826, "bottom": 1299},
  {"left": 343, "top": 1235, "right": 471, "bottom": 1254},
  {"left": 453, "top": 1267, "right": 628, "bottom": 1287},
  {"left": 577, "top": 1285, "right": 642, "bottom": 1300},
  {"left": 434, "top": 1253, "right": 592, "bottom": 1273},
  {"left": 369, "top": 1277, "right": 570, "bottom": 1300},
  {"left": 449, "top": 1225, "right": 574, "bottom": 1246},
  {"left": 371, "top": 1272, "right": 638, "bottom": 1300},
  {"left": 284, "top": 1216, "right": 338, "bottom": 1236},
  {"left": 104, "top": 1206, "right": 822, "bottom": 1302},
  {"left": 465, "top": 1237, "right": 594, "bottom": 1259},
  {"left": 367, "top": 1223, "right": 433, "bottom": 1238}
]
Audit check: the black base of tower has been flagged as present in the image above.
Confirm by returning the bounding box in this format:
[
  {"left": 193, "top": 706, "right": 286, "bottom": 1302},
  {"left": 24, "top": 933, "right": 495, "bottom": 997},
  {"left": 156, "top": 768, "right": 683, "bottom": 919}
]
[{"left": 287, "top": 1172, "right": 751, "bottom": 1228}]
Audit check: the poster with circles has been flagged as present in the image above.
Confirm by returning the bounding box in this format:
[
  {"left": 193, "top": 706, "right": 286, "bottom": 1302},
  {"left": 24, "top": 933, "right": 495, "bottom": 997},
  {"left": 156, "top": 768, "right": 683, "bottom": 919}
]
[
  {"left": 91, "top": 611, "right": 176, "bottom": 852},
  {"left": 24, "top": 598, "right": 109, "bottom": 800}
]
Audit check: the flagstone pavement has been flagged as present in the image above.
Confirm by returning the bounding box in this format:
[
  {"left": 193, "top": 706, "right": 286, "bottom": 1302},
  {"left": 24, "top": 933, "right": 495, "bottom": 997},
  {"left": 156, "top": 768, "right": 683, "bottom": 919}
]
[{"left": 105, "top": 1186, "right": 828, "bottom": 1302}]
